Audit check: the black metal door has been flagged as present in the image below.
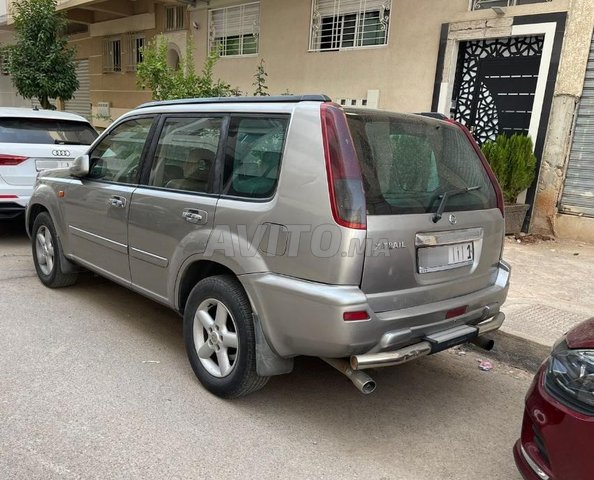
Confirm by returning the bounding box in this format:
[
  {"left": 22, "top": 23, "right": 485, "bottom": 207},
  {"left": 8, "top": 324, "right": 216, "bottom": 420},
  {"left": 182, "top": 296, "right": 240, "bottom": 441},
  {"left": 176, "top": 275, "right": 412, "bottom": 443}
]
[{"left": 452, "top": 36, "right": 544, "bottom": 145}]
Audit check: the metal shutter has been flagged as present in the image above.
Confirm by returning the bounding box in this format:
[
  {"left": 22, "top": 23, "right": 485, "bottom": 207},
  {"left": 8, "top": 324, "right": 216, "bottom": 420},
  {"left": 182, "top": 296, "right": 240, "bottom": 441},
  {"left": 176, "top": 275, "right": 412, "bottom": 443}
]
[
  {"left": 560, "top": 34, "right": 594, "bottom": 217},
  {"left": 64, "top": 60, "right": 91, "bottom": 121}
]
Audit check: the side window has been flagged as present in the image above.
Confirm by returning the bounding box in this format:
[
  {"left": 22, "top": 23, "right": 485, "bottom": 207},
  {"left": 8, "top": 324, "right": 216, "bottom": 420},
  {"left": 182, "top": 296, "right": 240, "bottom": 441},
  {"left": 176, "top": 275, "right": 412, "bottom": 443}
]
[
  {"left": 88, "top": 117, "right": 153, "bottom": 184},
  {"left": 148, "top": 117, "right": 222, "bottom": 193},
  {"left": 223, "top": 116, "right": 289, "bottom": 199}
]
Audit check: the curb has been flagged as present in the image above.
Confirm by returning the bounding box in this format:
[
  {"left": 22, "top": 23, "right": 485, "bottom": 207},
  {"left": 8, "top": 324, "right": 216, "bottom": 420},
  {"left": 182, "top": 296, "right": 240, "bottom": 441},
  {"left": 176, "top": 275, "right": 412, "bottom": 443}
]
[{"left": 484, "top": 329, "right": 551, "bottom": 373}]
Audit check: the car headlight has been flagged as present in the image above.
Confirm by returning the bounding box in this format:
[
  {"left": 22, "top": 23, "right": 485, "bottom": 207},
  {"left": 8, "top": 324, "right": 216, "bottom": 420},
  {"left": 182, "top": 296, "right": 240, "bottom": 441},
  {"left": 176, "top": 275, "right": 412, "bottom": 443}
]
[{"left": 545, "top": 340, "right": 594, "bottom": 414}]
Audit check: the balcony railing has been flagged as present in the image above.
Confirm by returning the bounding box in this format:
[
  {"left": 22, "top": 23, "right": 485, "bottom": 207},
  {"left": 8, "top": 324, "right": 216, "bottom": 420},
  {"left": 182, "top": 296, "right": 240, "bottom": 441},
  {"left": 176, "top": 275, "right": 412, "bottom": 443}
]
[{"left": 471, "top": 0, "right": 553, "bottom": 10}]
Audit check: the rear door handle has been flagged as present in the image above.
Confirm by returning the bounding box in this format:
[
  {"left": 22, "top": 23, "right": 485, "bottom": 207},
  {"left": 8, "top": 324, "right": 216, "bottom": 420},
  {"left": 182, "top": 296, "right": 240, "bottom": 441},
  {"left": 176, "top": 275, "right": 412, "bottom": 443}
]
[
  {"left": 182, "top": 208, "right": 207, "bottom": 225},
  {"left": 109, "top": 195, "right": 126, "bottom": 208}
]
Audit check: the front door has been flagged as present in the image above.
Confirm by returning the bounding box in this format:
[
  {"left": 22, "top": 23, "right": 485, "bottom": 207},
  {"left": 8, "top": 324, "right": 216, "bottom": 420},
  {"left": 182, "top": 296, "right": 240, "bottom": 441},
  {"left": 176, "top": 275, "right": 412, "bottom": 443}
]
[
  {"left": 128, "top": 115, "right": 224, "bottom": 302},
  {"left": 63, "top": 116, "right": 155, "bottom": 283},
  {"left": 452, "top": 35, "right": 544, "bottom": 145}
]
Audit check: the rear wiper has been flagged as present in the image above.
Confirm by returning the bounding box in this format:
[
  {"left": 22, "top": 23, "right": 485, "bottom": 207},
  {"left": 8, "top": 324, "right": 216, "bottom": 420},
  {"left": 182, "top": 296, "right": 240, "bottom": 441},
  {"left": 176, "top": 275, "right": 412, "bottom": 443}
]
[
  {"left": 432, "top": 185, "right": 481, "bottom": 223},
  {"left": 54, "top": 140, "right": 81, "bottom": 145}
]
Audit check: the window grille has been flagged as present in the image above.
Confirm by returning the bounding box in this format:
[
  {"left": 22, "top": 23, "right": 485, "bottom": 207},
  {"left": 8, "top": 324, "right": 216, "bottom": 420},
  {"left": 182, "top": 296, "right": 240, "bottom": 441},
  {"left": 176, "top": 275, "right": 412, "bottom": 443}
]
[
  {"left": 310, "top": 0, "right": 391, "bottom": 51},
  {"left": 126, "top": 33, "right": 145, "bottom": 72},
  {"left": 103, "top": 37, "right": 122, "bottom": 73},
  {"left": 209, "top": 2, "right": 260, "bottom": 57},
  {"left": 471, "top": 0, "right": 552, "bottom": 10},
  {"left": 165, "top": 5, "right": 186, "bottom": 31}
]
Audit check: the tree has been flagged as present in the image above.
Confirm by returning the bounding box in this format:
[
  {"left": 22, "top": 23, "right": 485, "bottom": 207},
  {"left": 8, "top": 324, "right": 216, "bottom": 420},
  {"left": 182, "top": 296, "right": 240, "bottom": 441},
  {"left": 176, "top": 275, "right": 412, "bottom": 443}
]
[
  {"left": 7, "top": 0, "right": 78, "bottom": 110},
  {"left": 137, "top": 35, "right": 237, "bottom": 100},
  {"left": 252, "top": 59, "right": 269, "bottom": 96}
]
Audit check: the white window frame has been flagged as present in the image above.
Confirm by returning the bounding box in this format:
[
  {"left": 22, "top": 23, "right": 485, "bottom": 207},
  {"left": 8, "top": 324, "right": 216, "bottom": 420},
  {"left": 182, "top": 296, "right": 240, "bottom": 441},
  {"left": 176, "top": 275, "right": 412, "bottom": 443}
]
[
  {"left": 208, "top": 2, "right": 260, "bottom": 57},
  {"left": 103, "top": 36, "right": 122, "bottom": 73},
  {"left": 126, "top": 32, "right": 145, "bottom": 72},
  {"left": 165, "top": 5, "right": 186, "bottom": 31},
  {"left": 309, "top": 0, "right": 392, "bottom": 52}
]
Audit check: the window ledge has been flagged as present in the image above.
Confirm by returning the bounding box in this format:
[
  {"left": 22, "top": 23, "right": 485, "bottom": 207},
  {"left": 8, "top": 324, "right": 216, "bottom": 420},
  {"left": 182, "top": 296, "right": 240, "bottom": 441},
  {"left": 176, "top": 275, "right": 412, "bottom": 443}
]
[{"left": 308, "top": 44, "right": 389, "bottom": 53}]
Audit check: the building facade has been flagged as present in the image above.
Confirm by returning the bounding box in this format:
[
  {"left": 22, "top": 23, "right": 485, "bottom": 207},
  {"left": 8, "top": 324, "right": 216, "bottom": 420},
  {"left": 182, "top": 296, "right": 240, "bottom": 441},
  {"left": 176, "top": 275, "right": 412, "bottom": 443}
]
[{"left": 3, "top": 0, "right": 594, "bottom": 240}]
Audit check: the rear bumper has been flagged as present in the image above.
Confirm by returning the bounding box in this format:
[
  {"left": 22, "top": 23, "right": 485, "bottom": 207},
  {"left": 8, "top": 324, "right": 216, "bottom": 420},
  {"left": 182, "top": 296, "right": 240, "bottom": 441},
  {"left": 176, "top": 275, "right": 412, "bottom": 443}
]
[
  {"left": 0, "top": 197, "right": 29, "bottom": 219},
  {"left": 0, "top": 178, "right": 31, "bottom": 218},
  {"left": 240, "top": 260, "right": 510, "bottom": 358}
]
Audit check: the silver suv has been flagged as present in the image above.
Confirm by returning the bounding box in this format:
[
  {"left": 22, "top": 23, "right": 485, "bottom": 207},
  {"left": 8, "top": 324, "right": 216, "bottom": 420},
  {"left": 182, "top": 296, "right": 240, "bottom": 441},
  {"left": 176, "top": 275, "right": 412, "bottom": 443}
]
[{"left": 26, "top": 96, "right": 510, "bottom": 398}]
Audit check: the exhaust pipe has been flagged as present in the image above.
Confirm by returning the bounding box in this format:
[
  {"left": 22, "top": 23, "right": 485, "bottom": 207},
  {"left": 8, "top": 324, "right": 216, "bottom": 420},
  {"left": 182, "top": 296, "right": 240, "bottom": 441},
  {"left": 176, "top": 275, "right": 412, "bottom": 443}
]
[
  {"left": 471, "top": 336, "right": 495, "bottom": 351},
  {"left": 322, "top": 358, "right": 377, "bottom": 395},
  {"left": 351, "top": 341, "right": 433, "bottom": 370}
]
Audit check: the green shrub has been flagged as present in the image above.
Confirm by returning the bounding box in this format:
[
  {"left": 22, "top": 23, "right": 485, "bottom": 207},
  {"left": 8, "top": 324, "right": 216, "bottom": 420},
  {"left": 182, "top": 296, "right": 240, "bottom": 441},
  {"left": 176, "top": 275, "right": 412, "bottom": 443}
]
[
  {"left": 137, "top": 35, "right": 236, "bottom": 100},
  {"left": 481, "top": 134, "right": 537, "bottom": 204}
]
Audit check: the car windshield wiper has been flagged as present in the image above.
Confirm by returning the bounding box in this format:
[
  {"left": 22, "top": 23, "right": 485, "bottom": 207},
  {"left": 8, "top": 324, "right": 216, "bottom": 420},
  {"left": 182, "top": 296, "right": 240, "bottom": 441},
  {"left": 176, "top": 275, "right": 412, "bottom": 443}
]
[
  {"left": 432, "top": 185, "right": 481, "bottom": 223},
  {"left": 54, "top": 140, "right": 82, "bottom": 145}
]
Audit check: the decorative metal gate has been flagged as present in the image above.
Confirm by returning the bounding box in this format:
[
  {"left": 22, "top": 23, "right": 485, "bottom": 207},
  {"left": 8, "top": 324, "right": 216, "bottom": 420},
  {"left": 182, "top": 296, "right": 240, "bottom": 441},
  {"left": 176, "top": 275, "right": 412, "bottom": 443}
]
[
  {"left": 560, "top": 32, "right": 594, "bottom": 217},
  {"left": 452, "top": 35, "right": 544, "bottom": 145}
]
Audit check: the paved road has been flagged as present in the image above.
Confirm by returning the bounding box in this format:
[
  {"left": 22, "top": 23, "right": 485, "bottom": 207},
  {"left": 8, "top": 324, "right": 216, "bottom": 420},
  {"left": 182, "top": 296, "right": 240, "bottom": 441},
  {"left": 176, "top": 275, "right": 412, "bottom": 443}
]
[{"left": 1, "top": 218, "right": 528, "bottom": 480}]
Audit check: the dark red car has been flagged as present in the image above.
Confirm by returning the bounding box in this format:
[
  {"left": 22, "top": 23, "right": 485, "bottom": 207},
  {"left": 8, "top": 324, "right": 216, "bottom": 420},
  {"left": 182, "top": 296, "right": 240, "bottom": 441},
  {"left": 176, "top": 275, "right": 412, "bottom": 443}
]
[{"left": 514, "top": 318, "right": 594, "bottom": 480}]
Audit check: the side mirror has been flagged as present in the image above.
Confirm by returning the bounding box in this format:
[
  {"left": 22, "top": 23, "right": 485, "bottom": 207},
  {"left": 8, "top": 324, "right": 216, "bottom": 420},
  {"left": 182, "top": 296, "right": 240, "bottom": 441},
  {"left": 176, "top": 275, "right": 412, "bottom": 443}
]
[{"left": 69, "top": 155, "right": 89, "bottom": 177}]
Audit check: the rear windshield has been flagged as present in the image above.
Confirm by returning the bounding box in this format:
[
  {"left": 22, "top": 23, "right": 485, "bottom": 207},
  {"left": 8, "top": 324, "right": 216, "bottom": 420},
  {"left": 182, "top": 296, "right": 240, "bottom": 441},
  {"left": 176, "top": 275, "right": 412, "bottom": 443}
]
[
  {"left": 0, "top": 118, "right": 98, "bottom": 145},
  {"left": 346, "top": 111, "right": 497, "bottom": 215}
]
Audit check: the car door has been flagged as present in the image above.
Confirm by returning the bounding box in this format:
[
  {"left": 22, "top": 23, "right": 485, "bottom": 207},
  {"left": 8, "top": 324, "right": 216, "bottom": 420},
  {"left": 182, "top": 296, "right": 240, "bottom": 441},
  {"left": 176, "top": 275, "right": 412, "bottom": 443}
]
[
  {"left": 63, "top": 116, "right": 155, "bottom": 284},
  {"left": 127, "top": 115, "right": 224, "bottom": 302}
]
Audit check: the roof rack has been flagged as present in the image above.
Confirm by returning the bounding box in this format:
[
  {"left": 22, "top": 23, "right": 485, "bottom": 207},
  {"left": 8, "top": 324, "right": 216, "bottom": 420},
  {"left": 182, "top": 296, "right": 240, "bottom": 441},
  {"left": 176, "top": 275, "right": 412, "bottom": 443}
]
[{"left": 137, "top": 94, "right": 332, "bottom": 110}]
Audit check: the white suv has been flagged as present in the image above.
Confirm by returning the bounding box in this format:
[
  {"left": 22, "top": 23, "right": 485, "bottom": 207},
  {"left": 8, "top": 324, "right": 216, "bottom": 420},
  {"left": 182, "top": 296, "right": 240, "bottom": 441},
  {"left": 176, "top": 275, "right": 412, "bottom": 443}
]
[{"left": 0, "top": 107, "right": 97, "bottom": 219}]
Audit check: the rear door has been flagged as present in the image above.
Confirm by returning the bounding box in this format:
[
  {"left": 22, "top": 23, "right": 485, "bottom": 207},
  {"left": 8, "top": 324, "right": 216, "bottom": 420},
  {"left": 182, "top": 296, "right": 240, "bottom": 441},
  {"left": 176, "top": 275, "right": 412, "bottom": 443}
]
[
  {"left": 63, "top": 116, "right": 155, "bottom": 283},
  {"left": 345, "top": 111, "right": 503, "bottom": 313},
  {"left": 127, "top": 115, "right": 224, "bottom": 302}
]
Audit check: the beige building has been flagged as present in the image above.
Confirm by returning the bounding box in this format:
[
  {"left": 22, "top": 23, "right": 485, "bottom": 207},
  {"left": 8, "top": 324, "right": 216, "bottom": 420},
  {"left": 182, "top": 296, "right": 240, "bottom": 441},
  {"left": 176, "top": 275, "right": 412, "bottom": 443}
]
[{"left": 3, "top": 0, "right": 594, "bottom": 240}]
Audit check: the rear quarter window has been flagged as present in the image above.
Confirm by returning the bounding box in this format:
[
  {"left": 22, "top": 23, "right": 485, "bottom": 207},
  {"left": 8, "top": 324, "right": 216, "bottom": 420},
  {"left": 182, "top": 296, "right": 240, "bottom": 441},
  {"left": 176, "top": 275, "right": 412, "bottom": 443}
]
[
  {"left": 346, "top": 111, "right": 497, "bottom": 215},
  {"left": 222, "top": 116, "right": 289, "bottom": 199}
]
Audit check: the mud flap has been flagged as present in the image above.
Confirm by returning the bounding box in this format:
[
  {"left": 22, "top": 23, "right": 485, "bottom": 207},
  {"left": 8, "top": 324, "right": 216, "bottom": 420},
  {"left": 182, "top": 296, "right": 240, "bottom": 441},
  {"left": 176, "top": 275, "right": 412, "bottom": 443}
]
[{"left": 253, "top": 313, "right": 294, "bottom": 376}]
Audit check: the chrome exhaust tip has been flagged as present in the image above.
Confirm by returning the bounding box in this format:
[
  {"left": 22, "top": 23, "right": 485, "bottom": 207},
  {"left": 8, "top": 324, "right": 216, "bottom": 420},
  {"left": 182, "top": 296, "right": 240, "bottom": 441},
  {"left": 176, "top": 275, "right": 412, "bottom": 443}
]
[{"left": 322, "top": 358, "right": 377, "bottom": 395}]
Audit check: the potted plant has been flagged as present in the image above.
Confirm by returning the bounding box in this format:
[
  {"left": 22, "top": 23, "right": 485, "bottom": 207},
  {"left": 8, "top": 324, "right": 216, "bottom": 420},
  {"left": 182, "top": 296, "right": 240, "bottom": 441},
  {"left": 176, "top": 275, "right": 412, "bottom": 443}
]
[{"left": 481, "top": 134, "right": 537, "bottom": 235}]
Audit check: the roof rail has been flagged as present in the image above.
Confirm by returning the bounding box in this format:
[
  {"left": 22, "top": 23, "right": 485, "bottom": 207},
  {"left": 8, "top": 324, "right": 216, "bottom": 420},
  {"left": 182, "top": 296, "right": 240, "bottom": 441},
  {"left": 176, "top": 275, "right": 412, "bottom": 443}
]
[{"left": 137, "top": 94, "right": 332, "bottom": 110}]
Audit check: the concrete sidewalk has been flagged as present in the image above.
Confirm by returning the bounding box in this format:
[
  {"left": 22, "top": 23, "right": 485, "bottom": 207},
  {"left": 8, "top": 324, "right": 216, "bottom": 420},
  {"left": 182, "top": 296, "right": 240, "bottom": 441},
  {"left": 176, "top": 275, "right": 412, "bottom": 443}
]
[{"left": 492, "top": 235, "right": 594, "bottom": 370}]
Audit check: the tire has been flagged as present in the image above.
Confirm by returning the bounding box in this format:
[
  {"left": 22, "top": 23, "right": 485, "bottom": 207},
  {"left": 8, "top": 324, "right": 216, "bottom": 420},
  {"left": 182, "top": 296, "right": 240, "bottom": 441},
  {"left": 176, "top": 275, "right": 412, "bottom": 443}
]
[
  {"left": 183, "top": 275, "right": 269, "bottom": 398},
  {"left": 32, "top": 212, "right": 78, "bottom": 288}
]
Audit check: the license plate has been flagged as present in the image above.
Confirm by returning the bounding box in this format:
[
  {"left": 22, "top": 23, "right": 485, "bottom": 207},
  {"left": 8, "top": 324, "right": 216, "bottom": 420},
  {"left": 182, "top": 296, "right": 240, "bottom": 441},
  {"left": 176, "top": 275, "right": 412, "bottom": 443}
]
[
  {"left": 448, "top": 242, "right": 474, "bottom": 265},
  {"left": 417, "top": 242, "right": 474, "bottom": 273},
  {"left": 36, "top": 160, "right": 72, "bottom": 171}
]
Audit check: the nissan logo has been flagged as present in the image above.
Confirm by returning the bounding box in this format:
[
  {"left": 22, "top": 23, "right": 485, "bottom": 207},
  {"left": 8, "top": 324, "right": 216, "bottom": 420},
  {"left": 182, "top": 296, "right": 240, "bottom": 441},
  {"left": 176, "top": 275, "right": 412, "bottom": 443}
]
[{"left": 52, "top": 150, "right": 71, "bottom": 157}]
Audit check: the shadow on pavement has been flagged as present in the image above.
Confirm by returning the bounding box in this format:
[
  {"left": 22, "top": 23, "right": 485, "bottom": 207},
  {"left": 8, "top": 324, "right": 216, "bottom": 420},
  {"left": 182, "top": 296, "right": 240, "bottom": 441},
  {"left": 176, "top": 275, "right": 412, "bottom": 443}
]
[{"left": 0, "top": 216, "right": 28, "bottom": 240}]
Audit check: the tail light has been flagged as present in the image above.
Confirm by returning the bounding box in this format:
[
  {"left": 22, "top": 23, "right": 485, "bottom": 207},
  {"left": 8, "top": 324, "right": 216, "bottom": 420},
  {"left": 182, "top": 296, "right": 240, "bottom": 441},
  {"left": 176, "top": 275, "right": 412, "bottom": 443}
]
[
  {"left": 321, "top": 103, "right": 367, "bottom": 230},
  {"left": 0, "top": 154, "right": 28, "bottom": 166},
  {"left": 449, "top": 120, "right": 505, "bottom": 218}
]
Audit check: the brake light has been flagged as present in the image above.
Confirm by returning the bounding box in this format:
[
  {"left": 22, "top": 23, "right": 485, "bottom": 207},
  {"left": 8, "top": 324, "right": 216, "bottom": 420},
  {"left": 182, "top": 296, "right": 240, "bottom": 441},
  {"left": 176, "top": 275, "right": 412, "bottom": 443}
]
[
  {"left": 0, "top": 195, "right": 18, "bottom": 199},
  {"left": 321, "top": 103, "right": 367, "bottom": 230},
  {"left": 448, "top": 120, "right": 505, "bottom": 218},
  {"left": 0, "top": 154, "right": 28, "bottom": 166}
]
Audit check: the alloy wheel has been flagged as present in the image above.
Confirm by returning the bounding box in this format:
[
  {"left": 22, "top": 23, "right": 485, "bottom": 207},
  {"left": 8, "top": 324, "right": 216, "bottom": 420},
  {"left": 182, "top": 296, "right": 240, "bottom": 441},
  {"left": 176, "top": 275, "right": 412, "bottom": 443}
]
[
  {"left": 35, "top": 226, "right": 55, "bottom": 276},
  {"left": 193, "top": 299, "right": 239, "bottom": 378}
]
